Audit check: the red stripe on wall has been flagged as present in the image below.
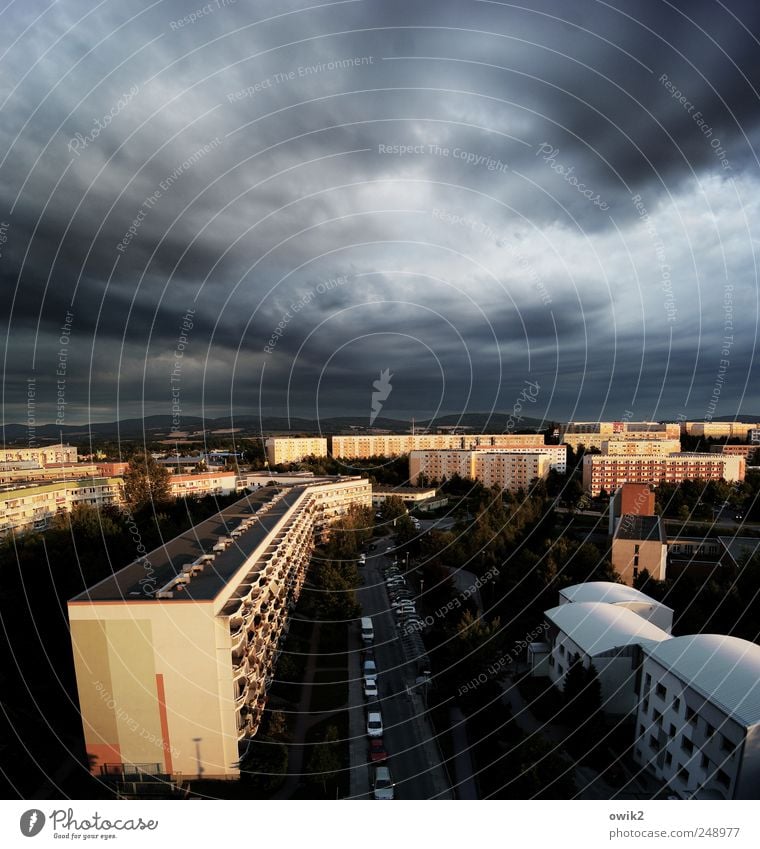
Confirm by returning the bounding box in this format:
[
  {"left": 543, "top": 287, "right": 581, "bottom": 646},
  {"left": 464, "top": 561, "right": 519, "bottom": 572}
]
[{"left": 155, "top": 673, "right": 173, "bottom": 774}]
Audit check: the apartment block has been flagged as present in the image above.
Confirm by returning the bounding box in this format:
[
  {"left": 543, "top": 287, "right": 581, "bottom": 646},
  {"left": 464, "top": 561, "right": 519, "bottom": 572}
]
[
  {"left": 681, "top": 421, "right": 757, "bottom": 440},
  {"left": 750, "top": 428, "right": 760, "bottom": 445},
  {"left": 68, "top": 477, "right": 371, "bottom": 780},
  {"left": 409, "top": 449, "right": 553, "bottom": 491},
  {"left": 0, "top": 463, "right": 100, "bottom": 486},
  {"left": 0, "top": 477, "right": 123, "bottom": 535},
  {"left": 0, "top": 443, "right": 78, "bottom": 466},
  {"left": 709, "top": 444, "right": 760, "bottom": 460},
  {"left": 600, "top": 439, "right": 682, "bottom": 456},
  {"left": 560, "top": 422, "right": 680, "bottom": 451},
  {"left": 168, "top": 471, "right": 239, "bottom": 498},
  {"left": 634, "top": 635, "right": 760, "bottom": 799},
  {"left": 332, "top": 432, "right": 545, "bottom": 460},
  {"left": 582, "top": 453, "right": 745, "bottom": 497},
  {"left": 265, "top": 437, "right": 328, "bottom": 465}
]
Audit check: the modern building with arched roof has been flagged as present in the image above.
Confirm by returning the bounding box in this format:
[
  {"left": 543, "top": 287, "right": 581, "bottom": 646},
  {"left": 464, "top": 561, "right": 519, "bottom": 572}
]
[{"left": 559, "top": 581, "right": 673, "bottom": 633}]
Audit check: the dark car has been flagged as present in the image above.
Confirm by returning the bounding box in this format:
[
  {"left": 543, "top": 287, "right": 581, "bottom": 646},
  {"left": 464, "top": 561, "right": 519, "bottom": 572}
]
[{"left": 369, "top": 738, "right": 388, "bottom": 763}]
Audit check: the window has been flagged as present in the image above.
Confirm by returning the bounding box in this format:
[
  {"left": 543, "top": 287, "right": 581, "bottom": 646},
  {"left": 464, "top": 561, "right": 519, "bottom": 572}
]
[
  {"left": 633, "top": 567, "right": 639, "bottom": 579},
  {"left": 701, "top": 754, "right": 709, "bottom": 770},
  {"left": 559, "top": 644, "right": 565, "bottom": 656},
  {"left": 678, "top": 766, "right": 690, "bottom": 784},
  {"left": 655, "top": 683, "right": 667, "bottom": 700},
  {"left": 673, "top": 696, "right": 681, "bottom": 712},
  {"left": 705, "top": 721, "right": 715, "bottom": 738},
  {"left": 716, "top": 770, "right": 730, "bottom": 789},
  {"left": 681, "top": 737, "right": 694, "bottom": 756},
  {"left": 645, "top": 673, "right": 652, "bottom": 690},
  {"left": 664, "top": 752, "right": 673, "bottom": 767},
  {"left": 669, "top": 724, "right": 677, "bottom": 738},
  {"left": 649, "top": 735, "right": 660, "bottom": 752},
  {"left": 720, "top": 735, "right": 734, "bottom": 753},
  {"left": 685, "top": 705, "right": 697, "bottom": 724},
  {"left": 653, "top": 709, "right": 663, "bottom": 727}
]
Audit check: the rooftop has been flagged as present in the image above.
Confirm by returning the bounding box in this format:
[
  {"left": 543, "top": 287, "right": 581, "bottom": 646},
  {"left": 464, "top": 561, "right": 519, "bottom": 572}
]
[
  {"left": 545, "top": 602, "right": 671, "bottom": 656},
  {"left": 718, "top": 536, "right": 760, "bottom": 567},
  {"left": 615, "top": 514, "right": 666, "bottom": 543},
  {"left": 645, "top": 635, "right": 760, "bottom": 727},
  {"left": 560, "top": 581, "right": 669, "bottom": 609},
  {"left": 70, "top": 486, "right": 308, "bottom": 603}
]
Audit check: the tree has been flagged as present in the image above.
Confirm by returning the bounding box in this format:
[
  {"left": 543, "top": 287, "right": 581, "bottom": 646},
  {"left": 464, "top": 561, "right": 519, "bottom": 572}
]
[
  {"left": 123, "top": 453, "right": 171, "bottom": 511},
  {"left": 306, "top": 725, "right": 341, "bottom": 796},
  {"left": 561, "top": 654, "right": 602, "bottom": 723}
]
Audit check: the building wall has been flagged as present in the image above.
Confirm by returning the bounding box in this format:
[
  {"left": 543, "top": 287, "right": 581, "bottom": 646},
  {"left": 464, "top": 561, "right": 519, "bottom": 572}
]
[
  {"left": 561, "top": 423, "right": 680, "bottom": 451},
  {"left": 332, "top": 433, "right": 545, "bottom": 460},
  {"left": 0, "top": 444, "right": 78, "bottom": 466},
  {"left": 682, "top": 422, "right": 756, "bottom": 440},
  {"left": 633, "top": 659, "right": 754, "bottom": 799},
  {"left": 168, "top": 472, "right": 239, "bottom": 498},
  {"left": 601, "top": 439, "right": 682, "bottom": 456},
  {"left": 583, "top": 453, "right": 745, "bottom": 496},
  {"left": 264, "top": 437, "right": 328, "bottom": 465},
  {"left": 611, "top": 536, "right": 667, "bottom": 584}
]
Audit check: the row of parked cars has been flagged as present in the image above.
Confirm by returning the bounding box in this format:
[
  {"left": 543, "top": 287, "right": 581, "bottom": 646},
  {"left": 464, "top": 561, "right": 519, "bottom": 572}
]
[{"left": 360, "top": 611, "right": 393, "bottom": 800}]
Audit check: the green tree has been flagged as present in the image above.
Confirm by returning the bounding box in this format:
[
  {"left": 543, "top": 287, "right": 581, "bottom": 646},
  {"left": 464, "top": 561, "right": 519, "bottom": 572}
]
[
  {"left": 306, "top": 725, "right": 341, "bottom": 796},
  {"left": 123, "top": 454, "right": 171, "bottom": 511}
]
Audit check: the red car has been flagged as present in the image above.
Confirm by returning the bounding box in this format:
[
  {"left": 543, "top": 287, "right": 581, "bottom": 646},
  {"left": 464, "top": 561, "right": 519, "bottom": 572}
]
[{"left": 369, "top": 738, "right": 388, "bottom": 763}]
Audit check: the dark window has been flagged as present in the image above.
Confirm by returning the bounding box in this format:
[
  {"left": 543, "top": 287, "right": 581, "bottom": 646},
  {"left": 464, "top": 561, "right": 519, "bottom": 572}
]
[
  {"left": 701, "top": 754, "right": 709, "bottom": 770},
  {"left": 685, "top": 705, "right": 697, "bottom": 723},
  {"left": 655, "top": 683, "right": 667, "bottom": 700},
  {"left": 716, "top": 770, "right": 730, "bottom": 789},
  {"left": 705, "top": 721, "right": 715, "bottom": 738},
  {"left": 633, "top": 567, "right": 639, "bottom": 579},
  {"left": 653, "top": 709, "right": 663, "bottom": 726},
  {"left": 681, "top": 737, "right": 694, "bottom": 756},
  {"left": 645, "top": 673, "right": 652, "bottom": 689},
  {"left": 649, "top": 735, "right": 660, "bottom": 752},
  {"left": 673, "top": 696, "right": 681, "bottom": 712},
  {"left": 678, "top": 766, "right": 689, "bottom": 783},
  {"left": 665, "top": 752, "right": 672, "bottom": 767},
  {"left": 559, "top": 644, "right": 565, "bottom": 656},
  {"left": 643, "top": 698, "right": 649, "bottom": 713},
  {"left": 720, "top": 735, "right": 734, "bottom": 753}
]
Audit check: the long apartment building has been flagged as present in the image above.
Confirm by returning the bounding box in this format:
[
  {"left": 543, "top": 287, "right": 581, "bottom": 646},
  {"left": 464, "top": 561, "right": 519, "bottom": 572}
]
[
  {"left": 560, "top": 422, "right": 680, "bottom": 451},
  {"left": 332, "top": 432, "right": 545, "bottom": 460},
  {"left": 168, "top": 471, "right": 239, "bottom": 498},
  {"left": 582, "top": 453, "right": 745, "bottom": 497},
  {"left": 600, "top": 439, "right": 682, "bottom": 456},
  {"left": 265, "top": 436, "right": 328, "bottom": 465},
  {"left": 0, "top": 443, "right": 78, "bottom": 466},
  {"left": 681, "top": 421, "right": 757, "bottom": 440},
  {"left": 409, "top": 447, "right": 560, "bottom": 491},
  {"left": 68, "top": 477, "right": 371, "bottom": 781},
  {"left": 0, "top": 477, "right": 123, "bottom": 535}
]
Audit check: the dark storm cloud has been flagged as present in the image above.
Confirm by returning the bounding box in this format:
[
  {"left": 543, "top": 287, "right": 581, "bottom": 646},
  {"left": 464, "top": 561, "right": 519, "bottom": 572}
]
[{"left": 1, "top": 0, "right": 759, "bottom": 426}]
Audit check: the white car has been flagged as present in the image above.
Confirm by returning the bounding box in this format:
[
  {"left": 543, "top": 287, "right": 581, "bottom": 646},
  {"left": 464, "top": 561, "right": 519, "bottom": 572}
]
[
  {"left": 363, "top": 677, "right": 378, "bottom": 699},
  {"left": 373, "top": 765, "right": 394, "bottom": 799},
  {"left": 363, "top": 659, "right": 377, "bottom": 679},
  {"left": 367, "top": 711, "right": 383, "bottom": 737}
]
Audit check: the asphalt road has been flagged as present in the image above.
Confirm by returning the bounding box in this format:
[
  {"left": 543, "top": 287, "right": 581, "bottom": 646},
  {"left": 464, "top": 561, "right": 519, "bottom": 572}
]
[{"left": 351, "top": 539, "right": 452, "bottom": 800}]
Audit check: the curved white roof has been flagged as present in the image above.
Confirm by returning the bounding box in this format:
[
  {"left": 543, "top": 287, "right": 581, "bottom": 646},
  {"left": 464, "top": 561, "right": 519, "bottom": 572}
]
[
  {"left": 645, "top": 635, "right": 760, "bottom": 726},
  {"left": 545, "top": 602, "right": 671, "bottom": 656},
  {"left": 560, "top": 582, "right": 669, "bottom": 609}
]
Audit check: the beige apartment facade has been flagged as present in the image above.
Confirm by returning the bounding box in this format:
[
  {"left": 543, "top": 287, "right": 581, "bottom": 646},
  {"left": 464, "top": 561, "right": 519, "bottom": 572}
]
[
  {"left": 332, "top": 432, "right": 546, "bottom": 460},
  {"left": 0, "top": 443, "right": 78, "bottom": 466},
  {"left": 560, "top": 422, "right": 681, "bottom": 451},
  {"left": 600, "top": 439, "right": 682, "bottom": 456},
  {"left": 681, "top": 421, "right": 756, "bottom": 440},
  {"left": 265, "top": 437, "right": 328, "bottom": 465},
  {"left": 409, "top": 449, "right": 553, "bottom": 491},
  {"left": 582, "top": 453, "right": 745, "bottom": 497},
  {"left": 68, "top": 477, "right": 371, "bottom": 780}
]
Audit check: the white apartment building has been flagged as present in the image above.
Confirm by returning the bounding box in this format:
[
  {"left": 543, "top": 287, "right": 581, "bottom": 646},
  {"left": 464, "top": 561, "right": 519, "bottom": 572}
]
[
  {"left": 558, "top": 582, "right": 673, "bottom": 633},
  {"left": 265, "top": 437, "right": 328, "bottom": 465},
  {"left": 168, "top": 471, "right": 239, "bottom": 498},
  {"left": 68, "top": 477, "right": 372, "bottom": 781},
  {"left": 582, "top": 452, "right": 745, "bottom": 496},
  {"left": 408, "top": 449, "right": 554, "bottom": 491},
  {"left": 0, "top": 443, "right": 78, "bottom": 466},
  {"left": 560, "top": 422, "right": 680, "bottom": 451},
  {"left": 0, "top": 477, "right": 123, "bottom": 535},
  {"left": 634, "top": 635, "right": 760, "bottom": 799},
  {"left": 331, "top": 432, "right": 546, "bottom": 460},
  {"left": 543, "top": 602, "right": 671, "bottom": 714}
]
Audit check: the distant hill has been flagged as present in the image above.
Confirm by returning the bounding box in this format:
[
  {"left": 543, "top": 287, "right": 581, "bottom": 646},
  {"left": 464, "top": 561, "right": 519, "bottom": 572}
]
[{"left": 1, "top": 411, "right": 553, "bottom": 443}]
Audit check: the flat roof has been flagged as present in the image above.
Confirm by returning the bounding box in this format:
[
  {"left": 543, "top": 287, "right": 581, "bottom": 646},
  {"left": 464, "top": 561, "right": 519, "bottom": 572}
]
[
  {"left": 615, "top": 514, "right": 666, "bottom": 543},
  {"left": 545, "top": 602, "right": 670, "bottom": 656},
  {"left": 70, "top": 487, "right": 307, "bottom": 603},
  {"left": 718, "top": 536, "right": 760, "bottom": 566},
  {"left": 645, "top": 635, "right": 760, "bottom": 727}
]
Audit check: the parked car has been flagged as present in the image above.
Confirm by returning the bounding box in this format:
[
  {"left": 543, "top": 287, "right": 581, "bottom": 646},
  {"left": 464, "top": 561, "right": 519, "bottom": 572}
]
[
  {"left": 369, "top": 738, "right": 388, "bottom": 763},
  {"left": 367, "top": 711, "right": 383, "bottom": 737},
  {"left": 363, "top": 659, "right": 377, "bottom": 679},
  {"left": 373, "top": 765, "right": 394, "bottom": 799},
  {"left": 364, "top": 677, "right": 378, "bottom": 699}
]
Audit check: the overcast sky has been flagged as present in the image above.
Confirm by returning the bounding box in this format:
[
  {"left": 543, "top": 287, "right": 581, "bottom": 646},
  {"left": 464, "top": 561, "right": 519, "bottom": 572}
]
[{"left": 1, "top": 0, "right": 759, "bottom": 430}]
